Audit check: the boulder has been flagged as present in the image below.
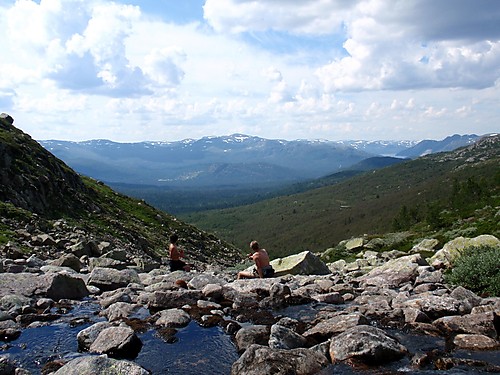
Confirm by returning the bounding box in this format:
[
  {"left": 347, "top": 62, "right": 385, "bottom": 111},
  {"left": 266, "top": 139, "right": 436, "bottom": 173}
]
[
  {"left": 77, "top": 321, "right": 112, "bottom": 351},
  {"left": 303, "top": 312, "right": 369, "bottom": 342},
  {"left": 101, "top": 302, "right": 149, "bottom": 322},
  {"left": 155, "top": 308, "right": 191, "bottom": 328},
  {"left": 357, "top": 254, "right": 428, "bottom": 288},
  {"left": 268, "top": 323, "right": 308, "bottom": 349},
  {"left": 53, "top": 355, "right": 150, "bottom": 375},
  {"left": 231, "top": 344, "right": 329, "bottom": 375},
  {"left": 40, "top": 273, "right": 89, "bottom": 300},
  {"left": 49, "top": 253, "right": 83, "bottom": 272},
  {"left": 235, "top": 325, "right": 270, "bottom": 352},
  {"left": 329, "top": 325, "right": 407, "bottom": 364},
  {"left": 141, "top": 290, "right": 203, "bottom": 310},
  {"left": 453, "top": 334, "right": 500, "bottom": 350},
  {"left": 394, "top": 293, "right": 468, "bottom": 320},
  {"left": 429, "top": 235, "right": 500, "bottom": 268},
  {"left": 188, "top": 274, "right": 226, "bottom": 290},
  {"left": 89, "top": 257, "right": 128, "bottom": 271},
  {"left": 87, "top": 267, "right": 140, "bottom": 292},
  {"left": 345, "top": 237, "right": 364, "bottom": 251},
  {"left": 270, "top": 251, "right": 330, "bottom": 276},
  {"left": 89, "top": 325, "right": 143, "bottom": 359},
  {"left": 433, "top": 312, "right": 499, "bottom": 339}
]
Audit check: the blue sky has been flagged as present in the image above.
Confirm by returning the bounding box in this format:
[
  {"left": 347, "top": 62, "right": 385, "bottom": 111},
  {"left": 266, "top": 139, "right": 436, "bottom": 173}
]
[{"left": 0, "top": 0, "right": 499, "bottom": 142}]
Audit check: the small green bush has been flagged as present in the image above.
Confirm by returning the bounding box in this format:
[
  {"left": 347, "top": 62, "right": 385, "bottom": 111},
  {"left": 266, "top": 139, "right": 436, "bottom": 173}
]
[{"left": 445, "top": 245, "right": 500, "bottom": 297}]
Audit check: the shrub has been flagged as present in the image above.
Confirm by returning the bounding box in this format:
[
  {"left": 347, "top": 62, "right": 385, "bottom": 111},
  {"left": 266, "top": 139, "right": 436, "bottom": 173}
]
[{"left": 445, "top": 245, "right": 500, "bottom": 297}]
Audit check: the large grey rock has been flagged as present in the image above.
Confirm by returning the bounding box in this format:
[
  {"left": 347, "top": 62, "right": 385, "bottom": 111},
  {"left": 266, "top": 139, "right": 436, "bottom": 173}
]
[
  {"left": 53, "top": 355, "right": 150, "bottom": 375},
  {"left": 187, "top": 274, "right": 226, "bottom": 290},
  {"left": 140, "top": 290, "right": 203, "bottom": 309},
  {"left": 39, "top": 273, "right": 89, "bottom": 300},
  {"left": 357, "top": 254, "right": 428, "bottom": 288},
  {"left": 231, "top": 344, "right": 329, "bottom": 375},
  {"left": 271, "top": 251, "right": 330, "bottom": 276},
  {"left": 303, "top": 312, "right": 369, "bottom": 342},
  {"left": 268, "top": 323, "right": 308, "bottom": 349},
  {"left": 89, "top": 325, "right": 142, "bottom": 359},
  {"left": 87, "top": 267, "right": 140, "bottom": 292},
  {"left": 433, "top": 312, "right": 499, "bottom": 338},
  {"left": 155, "top": 308, "right": 191, "bottom": 328},
  {"left": 394, "top": 293, "right": 469, "bottom": 320},
  {"left": 101, "top": 302, "right": 149, "bottom": 322},
  {"left": 49, "top": 253, "right": 83, "bottom": 272},
  {"left": 235, "top": 325, "right": 270, "bottom": 352},
  {"left": 77, "top": 321, "right": 112, "bottom": 351},
  {"left": 330, "top": 325, "right": 407, "bottom": 364}
]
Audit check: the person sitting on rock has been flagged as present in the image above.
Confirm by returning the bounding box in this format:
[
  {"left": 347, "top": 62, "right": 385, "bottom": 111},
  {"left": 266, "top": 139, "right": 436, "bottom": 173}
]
[
  {"left": 237, "top": 240, "right": 274, "bottom": 279},
  {"left": 169, "top": 234, "right": 190, "bottom": 272}
]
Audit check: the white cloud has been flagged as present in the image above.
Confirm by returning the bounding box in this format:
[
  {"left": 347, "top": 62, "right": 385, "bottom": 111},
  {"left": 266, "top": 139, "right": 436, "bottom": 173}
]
[{"left": 0, "top": 0, "right": 498, "bottom": 142}]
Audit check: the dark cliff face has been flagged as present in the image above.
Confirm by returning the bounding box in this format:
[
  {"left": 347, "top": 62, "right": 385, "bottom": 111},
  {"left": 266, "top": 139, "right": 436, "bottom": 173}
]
[{"left": 0, "top": 117, "right": 92, "bottom": 218}]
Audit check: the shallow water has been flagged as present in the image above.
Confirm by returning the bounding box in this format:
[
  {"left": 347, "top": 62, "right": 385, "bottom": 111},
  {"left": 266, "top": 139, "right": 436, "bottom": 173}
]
[
  {"left": 1, "top": 300, "right": 499, "bottom": 374},
  {"left": 0, "top": 301, "right": 238, "bottom": 374}
]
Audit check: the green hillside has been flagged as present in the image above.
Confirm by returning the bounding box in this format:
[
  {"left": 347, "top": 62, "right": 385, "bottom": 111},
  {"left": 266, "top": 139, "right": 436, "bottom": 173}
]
[
  {"left": 182, "top": 135, "right": 500, "bottom": 259},
  {"left": 0, "top": 115, "right": 242, "bottom": 268}
]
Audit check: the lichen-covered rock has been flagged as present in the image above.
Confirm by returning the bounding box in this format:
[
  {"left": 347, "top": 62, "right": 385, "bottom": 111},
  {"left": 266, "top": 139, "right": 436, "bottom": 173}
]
[
  {"left": 429, "top": 235, "right": 500, "bottom": 268},
  {"left": 271, "top": 251, "right": 330, "bottom": 276}
]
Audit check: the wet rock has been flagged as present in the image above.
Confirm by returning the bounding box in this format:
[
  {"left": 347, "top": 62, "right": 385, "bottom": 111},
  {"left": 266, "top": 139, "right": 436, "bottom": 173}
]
[
  {"left": 0, "top": 355, "right": 17, "bottom": 375},
  {"left": 89, "top": 325, "right": 143, "bottom": 359},
  {"left": 53, "top": 355, "right": 150, "bottom": 374},
  {"left": 155, "top": 308, "right": 191, "bottom": 328},
  {"left": 329, "top": 325, "right": 407, "bottom": 364},
  {"left": 231, "top": 344, "right": 329, "bottom": 375},
  {"left": 268, "top": 323, "right": 308, "bottom": 349},
  {"left": 77, "top": 321, "right": 112, "bottom": 351},
  {"left": 0, "top": 320, "right": 21, "bottom": 341},
  {"left": 235, "top": 325, "right": 270, "bottom": 352}
]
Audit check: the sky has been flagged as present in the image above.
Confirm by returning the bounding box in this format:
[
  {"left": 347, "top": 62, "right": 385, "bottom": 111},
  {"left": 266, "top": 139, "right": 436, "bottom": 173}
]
[{"left": 0, "top": 0, "right": 499, "bottom": 142}]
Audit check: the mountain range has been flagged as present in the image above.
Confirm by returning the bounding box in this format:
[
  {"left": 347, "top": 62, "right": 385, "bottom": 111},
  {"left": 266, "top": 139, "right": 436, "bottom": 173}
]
[{"left": 39, "top": 134, "right": 481, "bottom": 188}]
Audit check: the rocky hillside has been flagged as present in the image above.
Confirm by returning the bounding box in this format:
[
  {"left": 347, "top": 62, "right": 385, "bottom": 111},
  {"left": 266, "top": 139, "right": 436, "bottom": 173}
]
[{"left": 0, "top": 114, "right": 242, "bottom": 269}]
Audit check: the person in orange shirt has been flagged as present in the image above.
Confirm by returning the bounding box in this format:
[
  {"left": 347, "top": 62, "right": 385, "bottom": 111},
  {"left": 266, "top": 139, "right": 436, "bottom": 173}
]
[
  {"left": 169, "top": 234, "right": 190, "bottom": 272},
  {"left": 237, "top": 240, "right": 274, "bottom": 279}
]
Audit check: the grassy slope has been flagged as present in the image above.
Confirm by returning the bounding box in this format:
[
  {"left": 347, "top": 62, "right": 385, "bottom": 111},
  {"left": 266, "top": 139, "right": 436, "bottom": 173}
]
[
  {"left": 182, "top": 138, "right": 500, "bottom": 259},
  {"left": 0, "top": 118, "right": 243, "bottom": 266}
]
